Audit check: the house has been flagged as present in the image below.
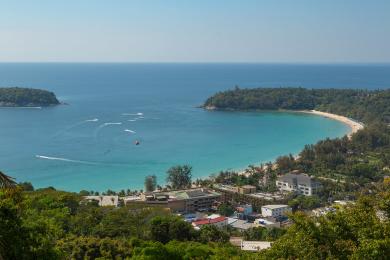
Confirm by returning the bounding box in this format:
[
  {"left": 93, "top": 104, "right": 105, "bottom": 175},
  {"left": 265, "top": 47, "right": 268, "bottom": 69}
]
[
  {"left": 276, "top": 173, "right": 322, "bottom": 196},
  {"left": 126, "top": 188, "right": 221, "bottom": 213},
  {"left": 261, "top": 204, "right": 291, "bottom": 218},
  {"left": 241, "top": 241, "right": 272, "bottom": 251},
  {"left": 192, "top": 215, "right": 228, "bottom": 229},
  {"left": 83, "top": 195, "right": 119, "bottom": 207}
]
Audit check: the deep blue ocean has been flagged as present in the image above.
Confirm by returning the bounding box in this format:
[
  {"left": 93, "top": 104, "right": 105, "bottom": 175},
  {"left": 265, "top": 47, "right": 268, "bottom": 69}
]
[{"left": 0, "top": 63, "right": 389, "bottom": 192}]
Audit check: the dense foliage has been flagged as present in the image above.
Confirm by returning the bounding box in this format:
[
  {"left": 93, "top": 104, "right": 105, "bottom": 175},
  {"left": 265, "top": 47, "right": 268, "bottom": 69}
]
[
  {"left": 166, "top": 165, "right": 193, "bottom": 190},
  {"left": 0, "top": 87, "right": 59, "bottom": 107},
  {"left": 204, "top": 87, "right": 390, "bottom": 123},
  {"left": 0, "top": 187, "right": 248, "bottom": 259}
]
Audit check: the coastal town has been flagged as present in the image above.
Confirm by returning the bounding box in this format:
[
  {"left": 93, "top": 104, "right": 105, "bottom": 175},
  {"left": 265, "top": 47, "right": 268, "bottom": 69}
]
[{"left": 81, "top": 168, "right": 360, "bottom": 252}]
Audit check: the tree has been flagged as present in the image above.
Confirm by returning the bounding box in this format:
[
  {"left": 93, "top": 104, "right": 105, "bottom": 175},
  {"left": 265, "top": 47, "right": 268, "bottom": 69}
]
[
  {"left": 166, "top": 165, "right": 192, "bottom": 190},
  {"left": 0, "top": 171, "right": 16, "bottom": 189},
  {"left": 217, "top": 203, "right": 235, "bottom": 217},
  {"left": 150, "top": 216, "right": 195, "bottom": 243},
  {"left": 144, "top": 175, "right": 157, "bottom": 192},
  {"left": 198, "top": 225, "right": 229, "bottom": 243},
  {"left": 18, "top": 181, "right": 34, "bottom": 191},
  {"left": 275, "top": 154, "right": 296, "bottom": 173}
]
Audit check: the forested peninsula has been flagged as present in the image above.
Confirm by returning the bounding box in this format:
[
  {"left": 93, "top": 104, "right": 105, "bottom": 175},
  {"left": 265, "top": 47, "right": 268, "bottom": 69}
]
[
  {"left": 204, "top": 87, "right": 390, "bottom": 123},
  {"left": 0, "top": 87, "right": 60, "bottom": 107}
]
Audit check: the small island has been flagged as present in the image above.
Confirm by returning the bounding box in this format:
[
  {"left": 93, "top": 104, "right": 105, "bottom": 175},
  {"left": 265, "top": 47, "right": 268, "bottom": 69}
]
[{"left": 0, "top": 87, "right": 60, "bottom": 107}]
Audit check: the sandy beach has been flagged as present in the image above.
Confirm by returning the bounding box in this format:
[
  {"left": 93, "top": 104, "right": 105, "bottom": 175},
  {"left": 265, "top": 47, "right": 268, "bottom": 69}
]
[
  {"left": 300, "top": 110, "right": 364, "bottom": 138},
  {"left": 235, "top": 109, "right": 365, "bottom": 176}
]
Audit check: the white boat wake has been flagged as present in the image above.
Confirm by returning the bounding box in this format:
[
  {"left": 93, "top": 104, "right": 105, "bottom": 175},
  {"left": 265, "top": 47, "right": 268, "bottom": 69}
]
[
  {"left": 124, "top": 129, "right": 136, "bottom": 134},
  {"left": 35, "top": 155, "right": 99, "bottom": 165}
]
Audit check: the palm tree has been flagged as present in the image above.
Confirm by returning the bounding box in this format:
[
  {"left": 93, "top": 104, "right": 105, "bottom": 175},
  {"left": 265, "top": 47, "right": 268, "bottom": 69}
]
[{"left": 0, "top": 171, "right": 16, "bottom": 189}]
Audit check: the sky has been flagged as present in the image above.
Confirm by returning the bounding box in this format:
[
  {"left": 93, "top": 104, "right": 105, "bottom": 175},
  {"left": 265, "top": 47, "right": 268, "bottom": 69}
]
[{"left": 0, "top": 0, "right": 389, "bottom": 63}]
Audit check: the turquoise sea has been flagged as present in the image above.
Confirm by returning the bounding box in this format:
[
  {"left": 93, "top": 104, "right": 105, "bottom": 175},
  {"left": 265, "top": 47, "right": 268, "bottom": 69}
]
[{"left": 1, "top": 63, "right": 389, "bottom": 192}]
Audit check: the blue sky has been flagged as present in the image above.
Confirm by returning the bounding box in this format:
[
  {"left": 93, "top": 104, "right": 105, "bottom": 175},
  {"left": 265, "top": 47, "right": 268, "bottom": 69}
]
[{"left": 0, "top": 0, "right": 389, "bottom": 62}]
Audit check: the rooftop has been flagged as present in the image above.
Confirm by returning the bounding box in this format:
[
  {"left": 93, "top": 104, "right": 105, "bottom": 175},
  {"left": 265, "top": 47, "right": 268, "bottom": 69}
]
[
  {"left": 262, "top": 204, "right": 289, "bottom": 210},
  {"left": 241, "top": 185, "right": 256, "bottom": 189},
  {"left": 153, "top": 188, "right": 220, "bottom": 201},
  {"left": 192, "top": 216, "right": 227, "bottom": 226},
  {"left": 278, "top": 173, "right": 321, "bottom": 186}
]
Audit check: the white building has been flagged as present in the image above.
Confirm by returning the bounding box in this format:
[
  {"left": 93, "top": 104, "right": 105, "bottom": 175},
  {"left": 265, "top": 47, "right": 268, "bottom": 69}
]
[
  {"left": 253, "top": 218, "right": 281, "bottom": 228},
  {"left": 84, "top": 195, "right": 119, "bottom": 207},
  {"left": 276, "top": 173, "right": 321, "bottom": 196},
  {"left": 241, "top": 241, "right": 272, "bottom": 251},
  {"left": 261, "top": 204, "right": 291, "bottom": 218}
]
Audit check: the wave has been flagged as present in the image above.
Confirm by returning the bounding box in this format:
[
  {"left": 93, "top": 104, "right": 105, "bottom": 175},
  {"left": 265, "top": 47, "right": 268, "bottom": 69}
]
[
  {"left": 124, "top": 129, "right": 136, "bottom": 134},
  {"left": 122, "top": 112, "right": 143, "bottom": 116},
  {"left": 103, "top": 122, "right": 122, "bottom": 126},
  {"left": 35, "top": 155, "right": 99, "bottom": 165},
  {"left": 128, "top": 119, "right": 137, "bottom": 122},
  {"left": 86, "top": 118, "right": 99, "bottom": 122}
]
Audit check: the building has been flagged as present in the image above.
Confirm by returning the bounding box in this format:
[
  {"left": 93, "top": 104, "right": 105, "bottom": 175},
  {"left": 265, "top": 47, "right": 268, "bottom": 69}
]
[
  {"left": 276, "top": 173, "right": 322, "bottom": 196},
  {"left": 126, "top": 188, "right": 221, "bottom": 213},
  {"left": 83, "top": 195, "right": 119, "bottom": 207},
  {"left": 192, "top": 215, "right": 228, "bottom": 229},
  {"left": 238, "top": 185, "right": 257, "bottom": 194},
  {"left": 253, "top": 218, "right": 281, "bottom": 229},
  {"left": 261, "top": 204, "right": 291, "bottom": 218},
  {"left": 228, "top": 218, "right": 254, "bottom": 231},
  {"left": 241, "top": 241, "right": 272, "bottom": 251},
  {"left": 235, "top": 204, "right": 253, "bottom": 219}
]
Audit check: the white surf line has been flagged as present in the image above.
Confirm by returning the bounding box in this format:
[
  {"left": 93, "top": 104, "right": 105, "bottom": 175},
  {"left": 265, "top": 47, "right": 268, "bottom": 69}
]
[
  {"left": 124, "top": 129, "right": 136, "bottom": 134},
  {"left": 35, "top": 155, "right": 100, "bottom": 165}
]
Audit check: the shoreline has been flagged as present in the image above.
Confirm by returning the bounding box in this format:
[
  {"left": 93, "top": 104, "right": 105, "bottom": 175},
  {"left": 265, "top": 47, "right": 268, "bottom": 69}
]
[
  {"left": 229, "top": 109, "right": 364, "bottom": 177},
  {"left": 298, "top": 110, "right": 364, "bottom": 138}
]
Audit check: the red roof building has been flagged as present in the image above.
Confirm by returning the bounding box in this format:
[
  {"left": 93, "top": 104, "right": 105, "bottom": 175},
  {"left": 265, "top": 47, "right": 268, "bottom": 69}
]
[{"left": 192, "top": 216, "right": 228, "bottom": 229}]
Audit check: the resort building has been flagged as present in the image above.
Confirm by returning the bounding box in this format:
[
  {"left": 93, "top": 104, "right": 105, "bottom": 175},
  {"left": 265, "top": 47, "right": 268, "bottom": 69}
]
[
  {"left": 126, "top": 188, "right": 221, "bottom": 213},
  {"left": 276, "top": 172, "right": 322, "bottom": 196},
  {"left": 83, "top": 195, "right": 119, "bottom": 207},
  {"left": 261, "top": 204, "right": 291, "bottom": 218}
]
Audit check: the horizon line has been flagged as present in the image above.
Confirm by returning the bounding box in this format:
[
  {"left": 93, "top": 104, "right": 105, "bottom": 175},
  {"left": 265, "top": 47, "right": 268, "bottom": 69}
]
[{"left": 0, "top": 61, "right": 389, "bottom": 65}]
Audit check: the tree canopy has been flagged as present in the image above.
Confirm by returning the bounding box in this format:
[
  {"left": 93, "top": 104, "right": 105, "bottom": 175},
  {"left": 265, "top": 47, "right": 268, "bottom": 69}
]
[
  {"left": 166, "top": 165, "right": 192, "bottom": 190},
  {"left": 0, "top": 87, "right": 60, "bottom": 107}
]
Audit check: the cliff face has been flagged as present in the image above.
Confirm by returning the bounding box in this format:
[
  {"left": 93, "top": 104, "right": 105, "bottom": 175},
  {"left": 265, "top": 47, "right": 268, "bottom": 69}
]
[{"left": 0, "top": 87, "right": 60, "bottom": 107}]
